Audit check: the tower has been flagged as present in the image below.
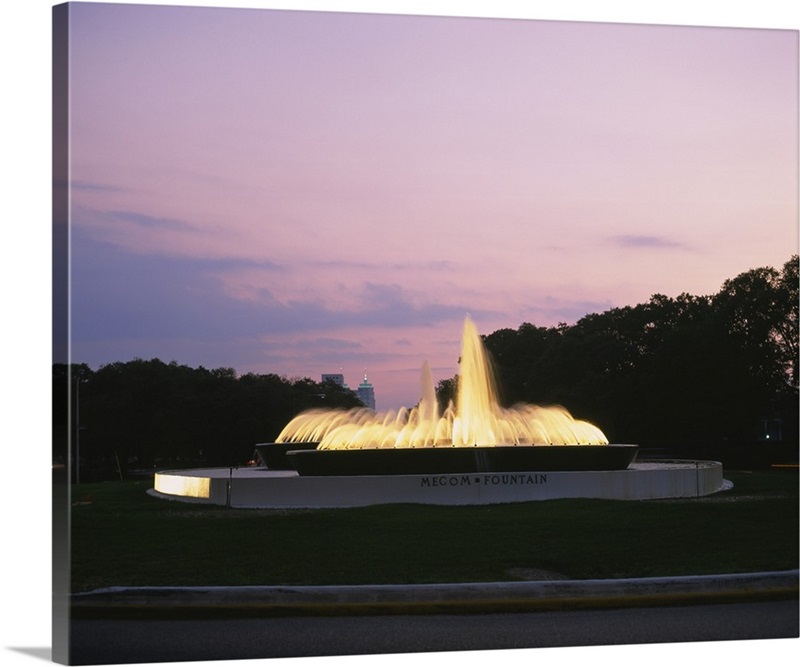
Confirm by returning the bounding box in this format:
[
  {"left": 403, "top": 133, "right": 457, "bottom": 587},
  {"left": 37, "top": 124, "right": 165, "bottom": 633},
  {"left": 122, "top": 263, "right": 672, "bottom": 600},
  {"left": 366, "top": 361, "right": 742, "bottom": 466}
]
[{"left": 356, "top": 370, "right": 376, "bottom": 411}]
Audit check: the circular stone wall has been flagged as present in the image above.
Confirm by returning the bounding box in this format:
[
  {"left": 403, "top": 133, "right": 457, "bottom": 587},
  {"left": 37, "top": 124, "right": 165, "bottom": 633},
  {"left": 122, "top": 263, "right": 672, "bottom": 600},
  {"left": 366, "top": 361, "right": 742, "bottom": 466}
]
[{"left": 152, "top": 460, "right": 728, "bottom": 508}]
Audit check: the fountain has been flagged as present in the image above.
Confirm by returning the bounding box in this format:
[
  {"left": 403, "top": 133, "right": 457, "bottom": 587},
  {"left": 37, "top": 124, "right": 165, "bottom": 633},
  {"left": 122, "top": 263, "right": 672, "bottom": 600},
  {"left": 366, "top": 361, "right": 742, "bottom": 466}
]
[
  {"left": 153, "top": 317, "right": 728, "bottom": 507},
  {"left": 259, "top": 317, "right": 638, "bottom": 475}
]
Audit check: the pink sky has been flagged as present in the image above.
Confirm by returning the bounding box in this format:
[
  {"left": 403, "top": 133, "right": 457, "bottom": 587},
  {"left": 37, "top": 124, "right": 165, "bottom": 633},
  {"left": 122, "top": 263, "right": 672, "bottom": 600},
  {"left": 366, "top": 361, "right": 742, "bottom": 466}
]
[{"left": 57, "top": 2, "right": 798, "bottom": 410}]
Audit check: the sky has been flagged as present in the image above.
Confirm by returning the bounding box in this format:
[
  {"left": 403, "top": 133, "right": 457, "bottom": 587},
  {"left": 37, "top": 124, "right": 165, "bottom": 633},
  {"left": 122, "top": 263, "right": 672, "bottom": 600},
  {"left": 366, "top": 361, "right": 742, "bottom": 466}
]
[{"left": 51, "top": 2, "right": 799, "bottom": 413}]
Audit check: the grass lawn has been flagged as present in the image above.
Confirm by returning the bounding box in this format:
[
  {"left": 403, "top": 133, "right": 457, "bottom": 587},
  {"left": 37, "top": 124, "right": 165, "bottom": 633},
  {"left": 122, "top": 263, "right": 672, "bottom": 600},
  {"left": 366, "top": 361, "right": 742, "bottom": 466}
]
[{"left": 66, "top": 469, "right": 798, "bottom": 592}]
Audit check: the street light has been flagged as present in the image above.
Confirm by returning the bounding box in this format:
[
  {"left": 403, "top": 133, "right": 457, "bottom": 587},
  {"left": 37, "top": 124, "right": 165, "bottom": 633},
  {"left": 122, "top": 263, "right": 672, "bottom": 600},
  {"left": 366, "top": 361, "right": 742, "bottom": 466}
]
[{"left": 74, "top": 374, "right": 87, "bottom": 485}]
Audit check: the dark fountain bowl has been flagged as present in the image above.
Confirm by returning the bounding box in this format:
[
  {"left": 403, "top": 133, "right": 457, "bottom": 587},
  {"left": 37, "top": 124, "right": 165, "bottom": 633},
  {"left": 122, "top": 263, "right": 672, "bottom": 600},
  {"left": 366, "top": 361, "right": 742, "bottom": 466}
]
[
  {"left": 283, "top": 444, "right": 639, "bottom": 476},
  {"left": 254, "top": 442, "right": 320, "bottom": 470}
]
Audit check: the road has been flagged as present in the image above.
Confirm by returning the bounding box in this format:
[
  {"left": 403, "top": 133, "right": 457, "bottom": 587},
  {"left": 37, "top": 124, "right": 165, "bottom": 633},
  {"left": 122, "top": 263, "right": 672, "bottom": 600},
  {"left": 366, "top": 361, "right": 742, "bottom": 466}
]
[{"left": 68, "top": 600, "right": 798, "bottom": 664}]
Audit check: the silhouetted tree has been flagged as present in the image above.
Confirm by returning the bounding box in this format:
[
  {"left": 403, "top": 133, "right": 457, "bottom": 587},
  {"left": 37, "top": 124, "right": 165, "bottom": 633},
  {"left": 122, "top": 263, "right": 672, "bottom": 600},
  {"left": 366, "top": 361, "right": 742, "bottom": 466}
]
[
  {"left": 435, "top": 376, "right": 457, "bottom": 413},
  {"left": 61, "top": 359, "right": 362, "bottom": 479},
  {"left": 478, "top": 256, "right": 798, "bottom": 448}
]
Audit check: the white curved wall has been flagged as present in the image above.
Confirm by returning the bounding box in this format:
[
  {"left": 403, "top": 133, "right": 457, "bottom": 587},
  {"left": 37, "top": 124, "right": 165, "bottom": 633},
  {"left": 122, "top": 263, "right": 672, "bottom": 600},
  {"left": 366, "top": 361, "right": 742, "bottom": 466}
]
[{"left": 153, "top": 461, "right": 727, "bottom": 509}]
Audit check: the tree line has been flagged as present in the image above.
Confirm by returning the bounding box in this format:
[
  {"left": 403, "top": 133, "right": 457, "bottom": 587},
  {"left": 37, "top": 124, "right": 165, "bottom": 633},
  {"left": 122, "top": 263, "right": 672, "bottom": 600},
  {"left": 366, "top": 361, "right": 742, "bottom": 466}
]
[
  {"left": 53, "top": 362, "right": 363, "bottom": 481},
  {"left": 54, "top": 256, "right": 797, "bottom": 481},
  {"left": 448, "top": 255, "right": 797, "bottom": 451}
]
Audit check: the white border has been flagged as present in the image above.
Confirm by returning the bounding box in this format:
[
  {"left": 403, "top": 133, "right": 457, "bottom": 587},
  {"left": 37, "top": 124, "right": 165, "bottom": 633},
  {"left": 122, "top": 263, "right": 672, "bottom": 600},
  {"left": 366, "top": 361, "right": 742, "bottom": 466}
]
[{"left": 1, "top": 3, "right": 797, "bottom": 667}]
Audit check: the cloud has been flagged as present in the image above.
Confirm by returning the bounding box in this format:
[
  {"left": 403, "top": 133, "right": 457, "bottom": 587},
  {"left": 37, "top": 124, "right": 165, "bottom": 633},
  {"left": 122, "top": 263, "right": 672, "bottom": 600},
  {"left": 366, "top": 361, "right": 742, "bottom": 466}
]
[
  {"left": 69, "top": 232, "right": 492, "bottom": 350},
  {"left": 313, "top": 258, "right": 457, "bottom": 273},
  {"left": 70, "top": 180, "right": 127, "bottom": 193},
  {"left": 349, "top": 282, "right": 497, "bottom": 329},
  {"left": 302, "top": 337, "right": 363, "bottom": 351},
  {"left": 519, "top": 296, "right": 617, "bottom": 327},
  {"left": 108, "top": 209, "right": 197, "bottom": 231},
  {"left": 608, "top": 234, "right": 687, "bottom": 249}
]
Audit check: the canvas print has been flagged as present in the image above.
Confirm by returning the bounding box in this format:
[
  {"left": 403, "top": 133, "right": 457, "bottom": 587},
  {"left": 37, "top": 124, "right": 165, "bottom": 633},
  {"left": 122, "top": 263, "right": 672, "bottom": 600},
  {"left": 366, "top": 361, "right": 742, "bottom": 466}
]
[{"left": 52, "top": 2, "right": 798, "bottom": 665}]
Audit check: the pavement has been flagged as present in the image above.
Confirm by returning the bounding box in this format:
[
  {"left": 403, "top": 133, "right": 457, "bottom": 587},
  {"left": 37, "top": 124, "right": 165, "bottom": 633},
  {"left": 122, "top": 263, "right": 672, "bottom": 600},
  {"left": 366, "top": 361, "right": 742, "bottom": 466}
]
[{"left": 69, "top": 569, "right": 799, "bottom": 617}]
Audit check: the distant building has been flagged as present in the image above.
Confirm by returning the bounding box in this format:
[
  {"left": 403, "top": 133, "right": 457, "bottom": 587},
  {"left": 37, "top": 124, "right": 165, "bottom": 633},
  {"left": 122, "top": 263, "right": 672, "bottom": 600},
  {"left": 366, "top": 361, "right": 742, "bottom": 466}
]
[
  {"left": 356, "top": 371, "right": 376, "bottom": 411},
  {"left": 321, "top": 373, "right": 346, "bottom": 388}
]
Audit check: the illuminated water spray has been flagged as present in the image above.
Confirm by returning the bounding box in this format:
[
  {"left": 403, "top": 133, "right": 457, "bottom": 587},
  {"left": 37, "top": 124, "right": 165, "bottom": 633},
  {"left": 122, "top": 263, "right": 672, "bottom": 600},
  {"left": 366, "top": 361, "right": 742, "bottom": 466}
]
[{"left": 276, "top": 317, "right": 608, "bottom": 449}]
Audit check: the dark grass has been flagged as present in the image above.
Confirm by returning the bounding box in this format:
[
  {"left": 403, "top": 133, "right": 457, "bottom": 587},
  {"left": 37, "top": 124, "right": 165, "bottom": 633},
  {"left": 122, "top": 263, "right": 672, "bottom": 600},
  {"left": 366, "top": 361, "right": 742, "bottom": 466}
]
[{"left": 66, "top": 470, "right": 798, "bottom": 592}]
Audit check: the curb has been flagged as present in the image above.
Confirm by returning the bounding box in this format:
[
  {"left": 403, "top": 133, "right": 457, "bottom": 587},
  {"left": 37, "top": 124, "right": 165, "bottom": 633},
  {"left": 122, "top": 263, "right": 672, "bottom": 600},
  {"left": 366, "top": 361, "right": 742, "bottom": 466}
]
[{"left": 69, "top": 570, "right": 799, "bottom": 617}]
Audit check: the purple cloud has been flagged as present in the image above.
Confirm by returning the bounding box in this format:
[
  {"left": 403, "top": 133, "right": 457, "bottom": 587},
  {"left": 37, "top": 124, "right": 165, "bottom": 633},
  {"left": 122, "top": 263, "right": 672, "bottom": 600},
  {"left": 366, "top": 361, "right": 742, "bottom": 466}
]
[{"left": 608, "top": 235, "right": 687, "bottom": 250}]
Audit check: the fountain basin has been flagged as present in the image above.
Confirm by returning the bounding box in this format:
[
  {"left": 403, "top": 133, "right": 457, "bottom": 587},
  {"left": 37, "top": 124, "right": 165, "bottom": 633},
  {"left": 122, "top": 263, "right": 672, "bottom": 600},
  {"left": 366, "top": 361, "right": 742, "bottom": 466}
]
[
  {"left": 254, "top": 442, "right": 319, "bottom": 469},
  {"left": 152, "top": 459, "right": 728, "bottom": 508},
  {"left": 283, "top": 444, "right": 639, "bottom": 476}
]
